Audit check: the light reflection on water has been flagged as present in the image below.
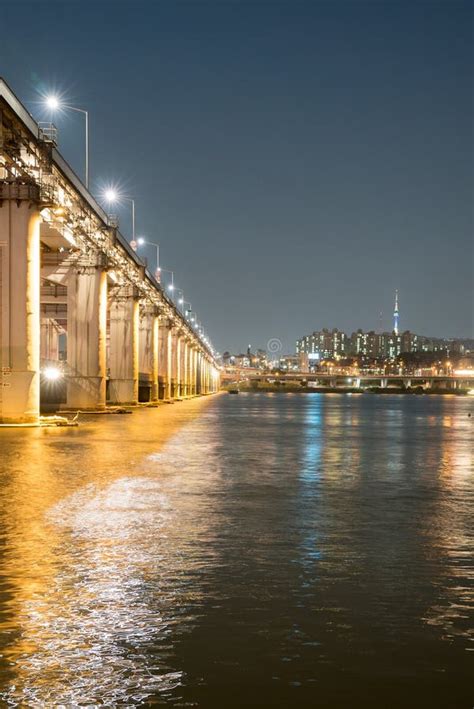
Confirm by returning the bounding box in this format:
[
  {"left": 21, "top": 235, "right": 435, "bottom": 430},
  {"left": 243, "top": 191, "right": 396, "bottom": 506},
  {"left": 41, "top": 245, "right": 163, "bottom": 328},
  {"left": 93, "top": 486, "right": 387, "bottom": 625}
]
[{"left": 0, "top": 393, "right": 472, "bottom": 707}]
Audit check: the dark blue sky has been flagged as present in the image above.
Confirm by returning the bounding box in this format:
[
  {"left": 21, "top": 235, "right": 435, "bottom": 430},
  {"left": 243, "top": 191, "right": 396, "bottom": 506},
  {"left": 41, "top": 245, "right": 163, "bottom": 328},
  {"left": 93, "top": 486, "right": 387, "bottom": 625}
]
[{"left": 2, "top": 0, "right": 472, "bottom": 353}]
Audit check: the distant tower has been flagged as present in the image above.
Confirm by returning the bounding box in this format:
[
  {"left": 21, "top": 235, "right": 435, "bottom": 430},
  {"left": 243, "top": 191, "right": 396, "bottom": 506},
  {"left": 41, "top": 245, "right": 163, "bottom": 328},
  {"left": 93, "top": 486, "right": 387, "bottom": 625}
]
[{"left": 393, "top": 290, "right": 400, "bottom": 335}]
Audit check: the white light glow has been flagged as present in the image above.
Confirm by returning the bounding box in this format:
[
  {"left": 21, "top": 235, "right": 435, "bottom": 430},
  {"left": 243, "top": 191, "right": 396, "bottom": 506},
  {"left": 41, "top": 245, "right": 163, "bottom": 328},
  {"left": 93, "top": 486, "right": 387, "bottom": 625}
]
[
  {"left": 137, "top": 237, "right": 145, "bottom": 246},
  {"left": 43, "top": 367, "right": 63, "bottom": 381},
  {"left": 104, "top": 188, "right": 118, "bottom": 203},
  {"left": 46, "top": 95, "right": 60, "bottom": 110}
]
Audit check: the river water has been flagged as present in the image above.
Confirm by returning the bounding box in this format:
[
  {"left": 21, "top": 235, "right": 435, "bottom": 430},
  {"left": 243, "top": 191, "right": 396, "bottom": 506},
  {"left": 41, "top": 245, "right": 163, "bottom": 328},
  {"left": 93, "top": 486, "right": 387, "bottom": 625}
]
[{"left": 0, "top": 393, "right": 472, "bottom": 707}]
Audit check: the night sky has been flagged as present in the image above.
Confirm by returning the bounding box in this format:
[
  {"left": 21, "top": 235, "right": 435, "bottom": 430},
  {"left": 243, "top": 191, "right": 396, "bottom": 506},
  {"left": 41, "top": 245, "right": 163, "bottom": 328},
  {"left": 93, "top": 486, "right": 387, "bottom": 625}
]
[{"left": 1, "top": 0, "right": 472, "bottom": 354}]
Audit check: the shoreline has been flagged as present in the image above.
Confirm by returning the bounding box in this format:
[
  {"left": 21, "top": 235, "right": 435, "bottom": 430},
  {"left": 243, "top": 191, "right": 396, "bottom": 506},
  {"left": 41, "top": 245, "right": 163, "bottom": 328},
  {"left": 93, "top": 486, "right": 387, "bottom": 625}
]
[{"left": 224, "top": 386, "right": 471, "bottom": 396}]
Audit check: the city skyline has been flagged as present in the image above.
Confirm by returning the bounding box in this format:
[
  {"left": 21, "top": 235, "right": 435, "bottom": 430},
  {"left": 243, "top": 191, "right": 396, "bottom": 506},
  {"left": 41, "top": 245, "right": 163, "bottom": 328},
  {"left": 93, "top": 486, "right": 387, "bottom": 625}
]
[{"left": 1, "top": 0, "right": 471, "bottom": 354}]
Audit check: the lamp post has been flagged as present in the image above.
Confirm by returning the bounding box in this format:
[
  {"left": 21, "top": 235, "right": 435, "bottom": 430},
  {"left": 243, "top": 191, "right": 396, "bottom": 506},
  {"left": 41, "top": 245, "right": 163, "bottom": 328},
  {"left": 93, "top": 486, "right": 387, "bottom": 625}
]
[
  {"left": 45, "top": 95, "right": 89, "bottom": 188},
  {"left": 159, "top": 268, "right": 174, "bottom": 294},
  {"left": 103, "top": 189, "right": 136, "bottom": 247},
  {"left": 176, "top": 289, "right": 188, "bottom": 313},
  {"left": 182, "top": 300, "right": 192, "bottom": 317},
  {"left": 137, "top": 238, "right": 160, "bottom": 279}
]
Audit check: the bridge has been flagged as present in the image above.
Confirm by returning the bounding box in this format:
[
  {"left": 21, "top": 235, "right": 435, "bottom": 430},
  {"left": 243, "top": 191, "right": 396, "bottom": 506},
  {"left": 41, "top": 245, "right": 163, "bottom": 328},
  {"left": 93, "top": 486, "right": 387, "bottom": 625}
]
[
  {"left": 0, "top": 78, "right": 220, "bottom": 424},
  {"left": 223, "top": 369, "right": 474, "bottom": 390}
]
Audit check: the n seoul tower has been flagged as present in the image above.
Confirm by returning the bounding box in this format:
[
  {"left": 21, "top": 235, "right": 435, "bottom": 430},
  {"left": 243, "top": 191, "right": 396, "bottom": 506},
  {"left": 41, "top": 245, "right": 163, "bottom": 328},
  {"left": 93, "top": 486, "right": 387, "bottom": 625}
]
[{"left": 393, "top": 290, "right": 400, "bottom": 335}]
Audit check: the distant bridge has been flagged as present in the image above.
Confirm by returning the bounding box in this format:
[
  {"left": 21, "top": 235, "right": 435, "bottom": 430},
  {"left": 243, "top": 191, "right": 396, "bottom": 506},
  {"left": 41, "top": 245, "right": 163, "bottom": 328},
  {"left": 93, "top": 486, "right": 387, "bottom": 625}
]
[
  {"left": 0, "top": 78, "right": 219, "bottom": 424},
  {"left": 223, "top": 370, "right": 474, "bottom": 390}
]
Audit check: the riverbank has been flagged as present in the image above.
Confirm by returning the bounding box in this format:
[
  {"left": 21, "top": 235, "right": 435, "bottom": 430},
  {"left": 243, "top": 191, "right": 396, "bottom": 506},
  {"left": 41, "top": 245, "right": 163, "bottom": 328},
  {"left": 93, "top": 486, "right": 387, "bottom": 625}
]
[{"left": 223, "top": 384, "right": 471, "bottom": 396}]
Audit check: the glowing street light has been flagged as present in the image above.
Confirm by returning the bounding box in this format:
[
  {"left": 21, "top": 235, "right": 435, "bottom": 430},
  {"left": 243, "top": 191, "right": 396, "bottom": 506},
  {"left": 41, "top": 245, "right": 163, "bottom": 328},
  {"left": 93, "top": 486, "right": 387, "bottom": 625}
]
[
  {"left": 102, "top": 190, "right": 136, "bottom": 247},
  {"left": 159, "top": 268, "right": 174, "bottom": 293},
  {"left": 45, "top": 94, "right": 90, "bottom": 188},
  {"left": 136, "top": 238, "right": 160, "bottom": 279}
]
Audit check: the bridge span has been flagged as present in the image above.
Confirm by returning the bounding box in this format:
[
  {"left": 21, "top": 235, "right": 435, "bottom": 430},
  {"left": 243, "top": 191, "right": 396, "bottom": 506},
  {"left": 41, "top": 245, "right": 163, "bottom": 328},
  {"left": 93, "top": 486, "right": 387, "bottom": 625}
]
[
  {"left": 0, "top": 78, "right": 219, "bottom": 424},
  {"left": 223, "top": 370, "right": 474, "bottom": 390}
]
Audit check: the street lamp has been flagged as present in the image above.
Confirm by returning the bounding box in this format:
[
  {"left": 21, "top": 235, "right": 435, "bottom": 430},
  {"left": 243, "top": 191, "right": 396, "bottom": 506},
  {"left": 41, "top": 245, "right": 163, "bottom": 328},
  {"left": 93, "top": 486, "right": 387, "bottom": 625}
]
[
  {"left": 103, "top": 189, "right": 136, "bottom": 247},
  {"left": 136, "top": 237, "right": 160, "bottom": 279},
  {"left": 159, "top": 268, "right": 174, "bottom": 293},
  {"left": 45, "top": 95, "right": 90, "bottom": 188}
]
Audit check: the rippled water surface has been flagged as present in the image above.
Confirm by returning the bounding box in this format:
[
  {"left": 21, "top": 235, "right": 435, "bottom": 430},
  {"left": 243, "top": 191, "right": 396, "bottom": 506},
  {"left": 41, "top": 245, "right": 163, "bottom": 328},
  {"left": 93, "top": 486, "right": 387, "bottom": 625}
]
[{"left": 0, "top": 393, "right": 472, "bottom": 707}]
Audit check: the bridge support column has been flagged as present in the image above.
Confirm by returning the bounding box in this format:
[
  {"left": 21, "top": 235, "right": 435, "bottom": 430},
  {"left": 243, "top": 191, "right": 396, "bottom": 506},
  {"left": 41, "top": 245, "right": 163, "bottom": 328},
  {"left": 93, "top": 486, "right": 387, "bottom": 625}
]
[
  {"left": 380, "top": 378, "right": 388, "bottom": 389},
  {"left": 0, "top": 193, "right": 41, "bottom": 424},
  {"left": 178, "top": 335, "right": 185, "bottom": 398},
  {"left": 190, "top": 348, "right": 197, "bottom": 395},
  {"left": 66, "top": 264, "right": 107, "bottom": 409},
  {"left": 139, "top": 306, "right": 159, "bottom": 402},
  {"left": 109, "top": 287, "right": 139, "bottom": 405},
  {"left": 202, "top": 359, "right": 207, "bottom": 394},
  {"left": 182, "top": 340, "right": 189, "bottom": 397},
  {"left": 171, "top": 331, "right": 179, "bottom": 399},
  {"left": 195, "top": 352, "right": 201, "bottom": 395},
  {"left": 158, "top": 320, "right": 173, "bottom": 401}
]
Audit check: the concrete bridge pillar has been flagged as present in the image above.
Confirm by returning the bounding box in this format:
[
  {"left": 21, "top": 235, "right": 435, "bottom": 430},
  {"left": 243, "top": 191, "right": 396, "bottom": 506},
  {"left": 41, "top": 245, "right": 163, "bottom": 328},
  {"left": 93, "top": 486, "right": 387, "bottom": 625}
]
[
  {"left": 0, "top": 192, "right": 41, "bottom": 424},
  {"left": 158, "top": 320, "right": 173, "bottom": 401},
  {"left": 166, "top": 324, "right": 173, "bottom": 401},
  {"left": 66, "top": 263, "right": 107, "bottom": 409},
  {"left": 188, "top": 347, "right": 194, "bottom": 395},
  {"left": 177, "top": 337, "right": 185, "bottom": 397},
  {"left": 404, "top": 379, "right": 412, "bottom": 389},
  {"left": 193, "top": 347, "right": 199, "bottom": 396},
  {"left": 187, "top": 342, "right": 193, "bottom": 396},
  {"left": 202, "top": 355, "right": 207, "bottom": 394},
  {"left": 380, "top": 378, "right": 388, "bottom": 389},
  {"left": 139, "top": 305, "right": 159, "bottom": 402},
  {"left": 174, "top": 333, "right": 182, "bottom": 399},
  {"left": 182, "top": 340, "right": 189, "bottom": 397},
  {"left": 196, "top": 351, "right": 202, "bottom": 395},
  {"left": 108, "top": 286, "right": 139, "bottom": 405}
]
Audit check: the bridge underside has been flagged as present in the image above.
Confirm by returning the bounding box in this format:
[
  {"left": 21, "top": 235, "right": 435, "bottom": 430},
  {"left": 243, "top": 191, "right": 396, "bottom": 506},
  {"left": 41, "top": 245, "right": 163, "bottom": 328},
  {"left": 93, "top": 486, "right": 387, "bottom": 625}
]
[{"left": 0, "top": 200, "right": 218, "bottom": 423}]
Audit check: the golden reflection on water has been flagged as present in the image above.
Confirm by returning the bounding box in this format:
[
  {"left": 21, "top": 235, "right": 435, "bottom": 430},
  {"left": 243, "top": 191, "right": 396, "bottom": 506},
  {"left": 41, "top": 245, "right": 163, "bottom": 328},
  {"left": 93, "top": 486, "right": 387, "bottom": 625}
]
[{"left": 0, "top": 397, "right": 219, "bottom": 706}]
